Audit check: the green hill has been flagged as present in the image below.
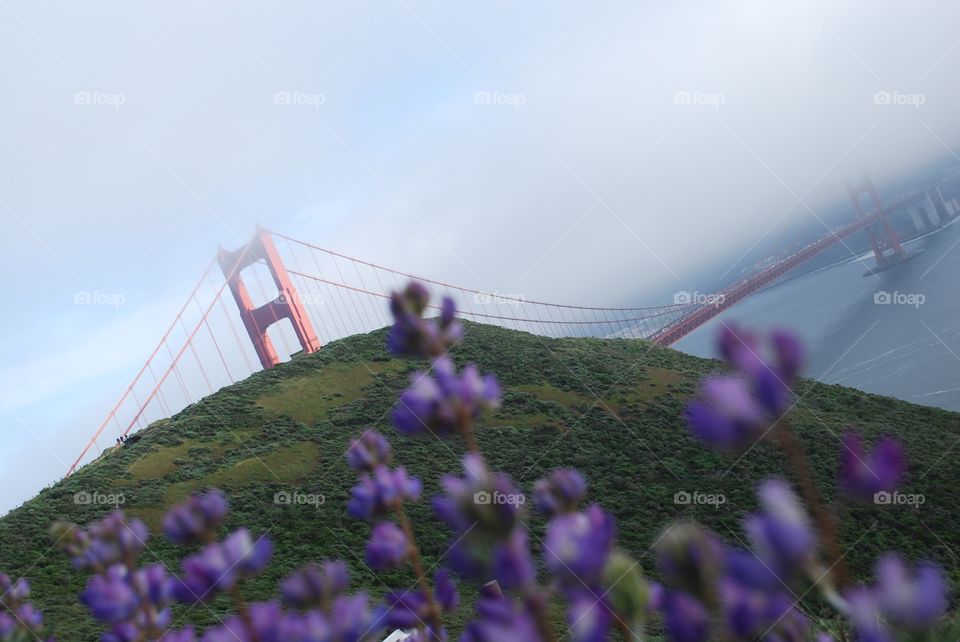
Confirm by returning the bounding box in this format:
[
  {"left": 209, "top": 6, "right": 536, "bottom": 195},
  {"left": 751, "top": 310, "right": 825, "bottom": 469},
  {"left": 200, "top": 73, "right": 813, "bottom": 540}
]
[{"left": 2, "top": 322, "right": 958, "bottom": 639}]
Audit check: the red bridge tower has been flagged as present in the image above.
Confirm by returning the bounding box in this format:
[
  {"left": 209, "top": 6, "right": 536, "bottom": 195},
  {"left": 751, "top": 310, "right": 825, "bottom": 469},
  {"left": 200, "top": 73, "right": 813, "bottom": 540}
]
[
  {"left": 845, "top": 176, "right": 906, "bottom": 269},
  {"left": 218, "top": 227, "right": 320, "bottom": 369}
]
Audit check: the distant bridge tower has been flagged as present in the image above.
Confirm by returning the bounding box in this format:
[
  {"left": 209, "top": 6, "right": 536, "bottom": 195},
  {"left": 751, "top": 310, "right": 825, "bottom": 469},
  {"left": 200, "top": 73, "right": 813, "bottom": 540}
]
[
  {"left": 845, "top": 176, "right": 906, "bottom": 268},
  {"left": 218, "top": 227, "right": 320, "bottom": 369}
]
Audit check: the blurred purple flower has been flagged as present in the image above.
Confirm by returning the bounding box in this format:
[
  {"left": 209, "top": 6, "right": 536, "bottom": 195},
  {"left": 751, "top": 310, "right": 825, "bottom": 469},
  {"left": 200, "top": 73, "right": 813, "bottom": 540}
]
[
  {"left": 655, "top": 522, "right": 725, "bottom": 603},
  {"left": 176, "top": 529, "right": 272, "bottom": 603},
  {"left": 433, "top": 454, "right": 524, "bottom": 540},
  {"left": 544, "top": 504, "right": 615, "bottom": 590},
  {"left": 80, "top": 565, "right": 140, "bottom": 623},
  {"left": 662, "top": 591, "right": 709, "bottom": 642},
  {"left": 348, "top": 466, "right": 422, "bottom": 521},
  {"left": 685, "top": 376, "right": 767, "bottom": 451},
  {"left": 744, "top": 480, "right": 815, "bottom": 582},
  {"left": 533, "top": 468, "right": 587, "bottom": 518},
  {"left": 394, "top": 356, "right": 501, "bottom": 438},
  {"left": 566, "top": 591, "right": 613, "bottom": 642},
  {"left": 434, "top": 569, "right": 459, "bottom": 613},
  {"left": 365, "top": 522, "right": 409, "bottom": 570},
  {"left": 491, "top": 529, "right": 535, "bottom": 590},
  {"left": 461, "top": 593, "right": 543, "bottom": 642},
  {"left": 346, "top": 430, "right": 392, "bottom": 473},
  {"left": 838, "top": 431, "right": 905, "bottom": 502},
  {"left": 873, "top": 554, "right": 947, "bottom": 630},
  {"left": 281, "top": 560, "right": 349, "bottom": 610},
  {"left": 163, "top": 489, "right": 229, "bottom": 546},
  {"left": 388, "top": 281, "right": 463, "bottom": 358}
]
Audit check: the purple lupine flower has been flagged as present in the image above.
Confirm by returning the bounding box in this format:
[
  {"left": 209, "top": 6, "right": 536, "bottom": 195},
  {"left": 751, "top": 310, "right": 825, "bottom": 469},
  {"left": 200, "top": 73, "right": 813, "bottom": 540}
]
[
  {"left": 394, "top": 356, "right": 501, "bottom": 438},
  {"left": 461, "top": 593, "right": 544, "bottom": 642},
  {"left": 662, "top": 591, "right": 709, "bottom": 642},
  {"left": 721, "top": 579, "right": 807, "bottom": 641},
  {"left": 838, "top": 431, "right": 905, "bottom": 502},
  {"left": 533, "top": 468, "right": 587, "bottom": 518},
  {"left": 329, "top": 593, "right": 387, "bottom": 642},
  {"left": 346, "top": 430, "right": 392, "bottom": 473},
  {"left": 131, "top": 563, "right": 175, "bottom": 607},
  {"left": 873, "top": 554, "right": 947, "bottom": 630},
  {"left": 655, "top": 522, "right": 725, "bottom": 603},
  {"left": 845, "top": 588, "right": 891, "bottom": 642},
  {"left": 163, "top": 489, "right": 229, "bottom": 545},
  {"left": 382, "top": 589, "right": 431, "bottom": 629},
  {"left": 72, "top": 511, "right": 149, "bottom": 570},
  {"left": 717, "top": 323, "right": 764, "bottom": 375},
  {"left": 158, "top": 627, "right": 199, "bottom": 641},
  {"left": 433, "top": 453, "right": 524, "bottom": 539},
  {"left": 544, "top": 504, "right": 616, "bottom": 590},
  {"left": 744, "top": 480, "right": 814, "bottom": 582},
  {"left": 770, "top": 329, "right": 805, "bottom": 382},
  {"left": 281, "top": 560, "right": 349, "bottom": 609},
  {"left": 567, "top": 591, "right": 613, "bottom": 642},
  {"left": 348, "top": 466, "right": 422, "bottom": 521},
  {"left": 685, "top": 376, "right": 767, "bottom": 451},
  {"left": 80, "top": 564, "right": 140, "bottom": 623},
  {"left": 491, "top": 528, "right": 536, "bottom": 590},
  {"left": 0, "top": 575, "right": 30, "bottom": 609},
  {"left": 388, "top": 281, "right": 463, "bottom": 358},
  {"left": 365, "top": 522, "right": 410, "bottom": 570},
  {"left": 176, "top": 529, "right": 272, "bottom": 603},
  {"left": 434, "top": 569, "right": 459, "bottom": 613}
]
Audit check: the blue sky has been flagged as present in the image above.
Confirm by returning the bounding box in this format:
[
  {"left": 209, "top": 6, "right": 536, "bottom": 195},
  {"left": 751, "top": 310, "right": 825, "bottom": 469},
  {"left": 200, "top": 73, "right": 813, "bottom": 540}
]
[{"left": 2, "top": 0, "right": 960, "bottom": 512}]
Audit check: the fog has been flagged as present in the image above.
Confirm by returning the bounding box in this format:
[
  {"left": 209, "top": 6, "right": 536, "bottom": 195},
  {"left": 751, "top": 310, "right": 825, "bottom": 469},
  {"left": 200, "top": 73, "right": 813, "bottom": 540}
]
[{"left": 1, "top": 0, "right": 959, "bottom": 512}]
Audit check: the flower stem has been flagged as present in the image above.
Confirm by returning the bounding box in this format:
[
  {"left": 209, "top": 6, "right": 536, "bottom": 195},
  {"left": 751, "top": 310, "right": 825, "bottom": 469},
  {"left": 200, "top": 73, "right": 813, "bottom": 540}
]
[
  {"left": 457, "top": 409, "right": 480, "bottom": 453},
  {"left": 395, "top": 503, "right": 444, "bottom": 641},
  {"left": 776, "top": 420, "right": 850, "bottom": 587}
]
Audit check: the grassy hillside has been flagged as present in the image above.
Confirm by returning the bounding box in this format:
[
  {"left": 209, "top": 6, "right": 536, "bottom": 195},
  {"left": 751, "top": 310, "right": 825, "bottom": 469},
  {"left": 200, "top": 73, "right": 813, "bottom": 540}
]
[{"left": 2, "top": 322, "right": 958, "bottom": 639}]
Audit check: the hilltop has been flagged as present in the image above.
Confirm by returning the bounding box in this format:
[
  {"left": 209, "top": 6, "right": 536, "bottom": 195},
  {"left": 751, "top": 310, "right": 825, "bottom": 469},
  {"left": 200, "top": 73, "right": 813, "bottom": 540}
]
[{"left": 2, "top": 322, "right": 958, "bottom": 639}]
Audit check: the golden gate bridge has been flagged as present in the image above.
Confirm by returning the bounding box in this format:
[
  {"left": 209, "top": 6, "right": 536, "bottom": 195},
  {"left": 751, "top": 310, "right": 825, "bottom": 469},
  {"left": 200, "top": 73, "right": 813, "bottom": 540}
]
[{"left": 66, "top": 177, "right": 959, "bottom": 475}]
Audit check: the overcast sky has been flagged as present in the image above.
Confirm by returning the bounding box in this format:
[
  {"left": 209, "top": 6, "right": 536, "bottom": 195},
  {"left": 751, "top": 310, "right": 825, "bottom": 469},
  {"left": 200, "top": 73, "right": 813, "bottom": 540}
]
[{"left": 1, "top": 0, "right": 959, "bottom": 513}]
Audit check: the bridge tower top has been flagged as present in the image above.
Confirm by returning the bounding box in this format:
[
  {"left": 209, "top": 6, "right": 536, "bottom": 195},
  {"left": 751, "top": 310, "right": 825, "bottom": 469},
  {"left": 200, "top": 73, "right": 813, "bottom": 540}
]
[
  {"left": 845, "top": 176, "right": 906, "bottom": 268},
  {"left": 217, "top": 227, "right": 321, "bottom": 369}
]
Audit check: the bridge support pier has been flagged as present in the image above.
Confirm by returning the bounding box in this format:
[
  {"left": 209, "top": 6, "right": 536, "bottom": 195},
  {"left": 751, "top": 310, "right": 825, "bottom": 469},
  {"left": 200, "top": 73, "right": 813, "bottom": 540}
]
[{"left": 218, "top": 227, "right": 321, "bottom": 369}]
